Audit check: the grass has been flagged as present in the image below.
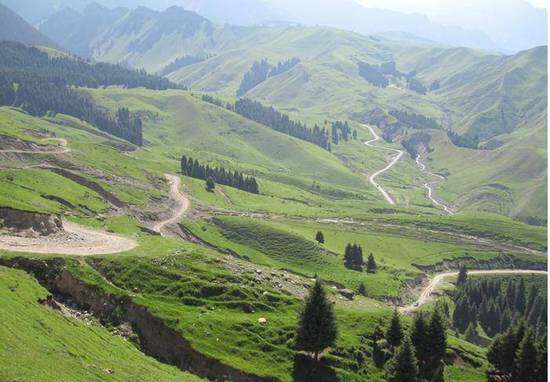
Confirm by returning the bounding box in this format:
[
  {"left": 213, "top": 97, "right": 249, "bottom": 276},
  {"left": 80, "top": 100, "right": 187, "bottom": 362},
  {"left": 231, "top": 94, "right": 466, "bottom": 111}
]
[{"left": 0, "top": 265, "right": 202, "bottom": 382}]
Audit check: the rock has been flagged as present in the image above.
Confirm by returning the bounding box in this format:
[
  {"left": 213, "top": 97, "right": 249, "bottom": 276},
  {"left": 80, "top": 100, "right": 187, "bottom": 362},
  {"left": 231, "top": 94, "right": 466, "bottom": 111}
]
[
  {"left": 258, "top": 317, "right": 267, "bottom": 324},
  {"left": 0, "top": 207, "right": 63, "bottom": 236},
  {"left": 339, "top": 289, "right": 355, "bottom": 300}
]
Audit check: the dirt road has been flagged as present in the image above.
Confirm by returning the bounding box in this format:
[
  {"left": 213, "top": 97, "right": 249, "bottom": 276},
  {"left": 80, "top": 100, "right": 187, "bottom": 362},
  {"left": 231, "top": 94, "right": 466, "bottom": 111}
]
[
  {"left": 0, "top": 138, "right": 70, "bottom": 154},
  {"left": 152, "top": 174, "right": 190, "bottom": 236},
  {"left": 0, "top": 221, "right": 137, "bottom": 255},
  {"left": 400, "top": 269, "right": 548, "bottom": 313},
  {"left": 364, "top": 125, "right": 404, "bottom": 205},
  {"left": 415, "top": 156, "right": 454, "bottom": 214}
]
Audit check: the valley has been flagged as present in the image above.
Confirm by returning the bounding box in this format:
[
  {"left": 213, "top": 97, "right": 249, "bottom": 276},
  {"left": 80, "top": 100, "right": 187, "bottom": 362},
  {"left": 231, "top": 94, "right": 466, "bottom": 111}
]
[{"left": 0, "top": 2, "right": 547, "bottom": 382}]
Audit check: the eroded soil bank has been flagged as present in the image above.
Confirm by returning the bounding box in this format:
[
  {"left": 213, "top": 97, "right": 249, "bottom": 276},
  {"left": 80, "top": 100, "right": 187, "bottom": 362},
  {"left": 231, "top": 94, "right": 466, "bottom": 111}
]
[{"left": 0, "top": 257, "right": 278, "bottom": 382}]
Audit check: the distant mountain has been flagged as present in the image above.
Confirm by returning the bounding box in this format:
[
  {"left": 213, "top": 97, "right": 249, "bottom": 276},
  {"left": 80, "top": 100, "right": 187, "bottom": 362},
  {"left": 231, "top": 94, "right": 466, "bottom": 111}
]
[
  {"left": 0, "top": 3, "right": 56, "bottom": 47},
  {"left": 38, "top": 3, "right": 129, "bottom": 57},
  {"left": 180, "top": 0, "right": 289, "bottom": 25}
]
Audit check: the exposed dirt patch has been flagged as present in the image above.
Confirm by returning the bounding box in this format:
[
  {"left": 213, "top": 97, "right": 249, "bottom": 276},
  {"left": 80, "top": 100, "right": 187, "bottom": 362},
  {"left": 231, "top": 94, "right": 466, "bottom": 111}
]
[
  {"left": 0, "top": 221, "right": 137, "bottom": 255},
  {"left": 0, "top": 207, "right": 63, "bottom": 236}
]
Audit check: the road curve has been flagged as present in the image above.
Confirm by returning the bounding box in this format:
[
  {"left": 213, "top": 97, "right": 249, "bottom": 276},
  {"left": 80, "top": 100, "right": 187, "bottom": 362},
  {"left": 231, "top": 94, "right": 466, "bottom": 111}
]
[
  {"left": 415, "top": 156, "right": 454, "bottom": 215},
  {"left": 0, "top": 138, "right": 70, "bottom": 154},
  {"left": 152, "top": 174, "right": 190, "bottom": 236},
  {"left": 363, "top": 125, "right": 404, "bottom": 205},
  {"left": 400, "top": 269, "right": 548, "bottom": 313}
]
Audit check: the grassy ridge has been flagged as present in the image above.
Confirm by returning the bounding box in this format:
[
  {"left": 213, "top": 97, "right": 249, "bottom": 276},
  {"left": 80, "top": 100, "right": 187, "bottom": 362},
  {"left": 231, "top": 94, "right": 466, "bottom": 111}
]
[{"left": 0, "top": 265, "right": 201, "bottom": 382}]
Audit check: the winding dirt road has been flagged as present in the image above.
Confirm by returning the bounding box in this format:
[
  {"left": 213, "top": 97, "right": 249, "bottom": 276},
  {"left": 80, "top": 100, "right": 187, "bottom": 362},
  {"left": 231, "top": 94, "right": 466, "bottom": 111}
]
[
  {"left": 0, "top": 221, "right": 137, "bottom": 255},
  {"left": 0, "top": 138, "right": 70, "bottom": 154},
  {"left": 400, "top": 269, "right": 548, "bottom": 313},
  {"left": 364, "top": 125, "right": 404, "bottom": 205},
  {"left": 151, "top": 174, "right": 190, "bottom": 236},
  {"left": 415, "top": 156, "right": 454, "bottom": 214}
]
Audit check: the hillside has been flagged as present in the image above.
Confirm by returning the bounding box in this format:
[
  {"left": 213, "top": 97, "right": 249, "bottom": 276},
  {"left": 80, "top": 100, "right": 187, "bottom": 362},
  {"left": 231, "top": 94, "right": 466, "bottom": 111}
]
[
  {"left": 0, "top": 3, "right": 56, "bottom": 47},
  {"left": 38, "top": 5, "right": 547, "bottom": 223}
]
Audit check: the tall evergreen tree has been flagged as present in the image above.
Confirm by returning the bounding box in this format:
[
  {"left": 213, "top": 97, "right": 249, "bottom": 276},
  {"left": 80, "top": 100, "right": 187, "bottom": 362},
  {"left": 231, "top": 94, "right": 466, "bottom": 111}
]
[
  {"left": 427, "top": 309, "right": 447, "bottom": 366},
  {"left": 411, "top": 313, "right": 430, "bottom": 377},
  {"left": 295, "top": 280, "right": 338, "bottom": 360},
  {"left": 367, "top": 253, "right": 377, "bottom": 273},
  {"left": 386, "top": 309, "right": 404, "bottom": 348},
  {"left": 315, "top": 231, "right": 325, "bottom": 244},
  {"left": 386, "top": 336, "right": 419, "bottom": 382},
  {"left": 512, "top": 330, "right": 538, "bottom": 382},
  {"left": 456, "top": 265, "right": 468, "bottom": 286}
]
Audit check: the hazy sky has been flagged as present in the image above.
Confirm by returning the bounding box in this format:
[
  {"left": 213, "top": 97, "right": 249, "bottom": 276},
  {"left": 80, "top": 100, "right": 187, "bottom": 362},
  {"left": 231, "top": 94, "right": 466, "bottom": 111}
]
[{"left": 357, "top": 0, "right": 547, "bottom": 12}]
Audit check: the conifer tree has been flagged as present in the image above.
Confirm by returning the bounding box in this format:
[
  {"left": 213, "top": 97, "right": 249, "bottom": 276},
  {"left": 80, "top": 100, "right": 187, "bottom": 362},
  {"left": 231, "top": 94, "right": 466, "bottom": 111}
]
[
  {"left": 206, "top": 177, "right": 215, "bottom": 192},
  {"left": 512, "top": 330, "right": 537, "bottom": 382},
  {"left": 427, "top": 309, "right": 447, "bottom": 366},
  {"left": 358, "top": 282, "right": 367, "bottom": 297},
  {"left": 372, "top": 340, "right": 386, "bottom": 368},
  {"left": 456, "top": 265, "right": 468, "bottom": 286},
  {"left": 411, "top": 313, "right": 430, "bottom": 377},
  {"left": 386, "top": 309, "right": 403, "bottom": 348},
  {"left": 315, "top": 231, "right": 325, "bottom": 244},
  {"left": 387, "top": 336, "right": 419, "bottom": 382},
  {"left": 295, "top": 280, "right": 338, "bottom": 360},
  {"left": 367, "top": 253, "right": 377, "bottom": 273}
]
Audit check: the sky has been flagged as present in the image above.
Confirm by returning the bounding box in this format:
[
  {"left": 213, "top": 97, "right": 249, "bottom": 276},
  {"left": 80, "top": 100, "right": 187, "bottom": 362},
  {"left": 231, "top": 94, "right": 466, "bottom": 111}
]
[{"left": 357, "top": 0, "right": 547, "bottom": 12}]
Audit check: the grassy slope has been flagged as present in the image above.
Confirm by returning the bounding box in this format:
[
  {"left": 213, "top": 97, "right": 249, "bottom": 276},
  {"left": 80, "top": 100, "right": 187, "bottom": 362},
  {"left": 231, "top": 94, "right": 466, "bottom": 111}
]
[{"left": 0, "top": 265, "right": 202, "bottom": 382}]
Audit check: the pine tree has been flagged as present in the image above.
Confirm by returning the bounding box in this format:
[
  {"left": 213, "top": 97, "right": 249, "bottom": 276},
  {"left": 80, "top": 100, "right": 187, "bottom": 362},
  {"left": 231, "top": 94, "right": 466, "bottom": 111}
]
[
  {"left": 386, "top": 309, "right": 403, "bottom": 348},
  {"left": 295, "top": 280, "right": 338, "bottom": 360},
  {"left": 315, "top": 231, "right": 325, "bottom": 244},
  {"left": 387, "top": 336, "right": 419, "bottom": 382},
  {"left": 512, "top": 330, "right": 537, "bottom": 382},
  {"left": 206, "top": 177, "right": 215, "bottom": 192},
  {"left": 367, "top": 253, "right": 377, "bottom": 273},
  {"left": 426, "top": 309, "right": 447, "bottom": 378},
  {"left": 456, "top": 265, "right": 468, "bottom": 286},
  {"left": 358, "top": 282, "right": 367, "bottom": 297},
  {"left": 535, "top": 335, "right": 547, "bottom": 382},
  {"left": 372, "top": 340, "right": 386, "bottom": 368},
  {"left": 464, "top": 323, "right": 477, "bottom": 343},
  {"left": 411, "top": 313, "right": 430, "bottom": 377}
]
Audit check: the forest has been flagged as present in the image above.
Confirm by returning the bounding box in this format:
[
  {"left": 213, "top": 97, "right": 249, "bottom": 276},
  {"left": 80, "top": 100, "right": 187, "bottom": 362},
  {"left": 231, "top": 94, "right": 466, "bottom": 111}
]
[
  {"left": 0, "top": 41, "right": 182, "bottom": 145},
  {"left": 202, "top": 95, "right": 331, "bottom": 150},
  {"left": 237, "top": 57, "right": 300, "bottom": 96}
]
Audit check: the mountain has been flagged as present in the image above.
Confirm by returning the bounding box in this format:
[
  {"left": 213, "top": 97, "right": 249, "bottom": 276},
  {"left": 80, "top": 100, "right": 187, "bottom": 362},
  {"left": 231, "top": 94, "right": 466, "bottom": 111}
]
[
  {"left": 0, "top": 3, "right": 56, "bottom": 47},
  {"left": 39, "top": 5, "right": 546, "bottom": 223}
]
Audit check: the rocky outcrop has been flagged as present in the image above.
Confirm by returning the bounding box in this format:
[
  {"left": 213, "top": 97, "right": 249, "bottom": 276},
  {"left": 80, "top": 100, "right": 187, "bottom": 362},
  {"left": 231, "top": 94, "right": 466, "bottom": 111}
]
[
  {"left": 0, "top": 207, "right": 63, "bottom": 236},
  {"left": 0, "top": 257, "right": 279, "bottom": 382}
]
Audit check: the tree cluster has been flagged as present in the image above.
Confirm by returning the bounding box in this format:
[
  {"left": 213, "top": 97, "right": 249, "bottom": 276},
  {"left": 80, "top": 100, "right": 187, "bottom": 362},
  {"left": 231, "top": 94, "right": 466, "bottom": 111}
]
[
  {"left": 233, "top": 98, "right": 330, "bottom": 150},
  {"left": 158, "top": 54, "right": 211, "bottom": 76},
  {"left": 401, "top": 132, "right": 431, "bottom": 159},
  {"left": 330, "top": 120, "right": 356, "bottom": 144},
  {"left": 237, "top": 57, "right": 300, "bottom": 96},
  {"left": 180, "top": 155, "right": 259, "bottom": 194},
  {"left": 344, "top": 244, "right": 363, "bottom": 270},
  {"left": 375, "top": 309, "right": 447, "bottom": 381},
  {"left": 389, "top": 110, "right": 440, "bottom": 130},
  {"left": 446, "top": 130, "right": 479, "bottom": 149},
  {"left": 452, "top": 277, "right": 547, "bottom": 339},
  {"left": 407, "top": 78, "right": 427, "bottom": 95},
  {"left": 487, "top": 320, "right": 547, "bottom": 382},
  {"left": 357, "top": 61, "right": 389, "bottom": 88}
]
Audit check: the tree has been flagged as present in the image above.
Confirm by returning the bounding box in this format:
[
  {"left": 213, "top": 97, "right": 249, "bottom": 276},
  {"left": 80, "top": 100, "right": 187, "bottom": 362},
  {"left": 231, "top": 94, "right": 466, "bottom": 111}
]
[
  {"left": 358, "top": 282, "right": 367, "bottom": 297},
  {"left": 315, "top": 231, "right": 325, "bottom": 244},
  {"left": 387, "top": 336, "right": 419, "bottom": 382},
  {"left": 488, "top": 321, "right": 526, "bottom": 375},
  {"left": 456, "top": 265, "right": 468, "bottom": 286},
  {"left": 344, "top": 244, "right": 363, "bottom": 270},
  {"left": 411, "top": 313, "right": 430, "bottom": 377},
  {"left": 295, "top": 280, "right": 338, "bottom": 360},
  {"left": 206, "top": 177, "right": 215, "bottom": 192},
  {"left": 427, "top": 309, "right": 447, "bottom": 366},
  {"left": 367, "top": 253, "right": 377, "bottom": 273},
  {"left": 535, "top": 335, "right": 547, "bottom": 382},
  {"left": 512, "top": 330, "right": 537, "bottom": 382},
  {"left": 464, "top": 323, "right": 477, "bottom": 343},
  {"left": 372, "top": 340, "right": 386, "bottom": 368},
  {"left": 386, "top": 309, "right": 403, "bottom": 348}
]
